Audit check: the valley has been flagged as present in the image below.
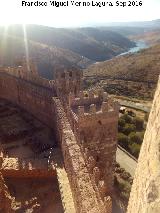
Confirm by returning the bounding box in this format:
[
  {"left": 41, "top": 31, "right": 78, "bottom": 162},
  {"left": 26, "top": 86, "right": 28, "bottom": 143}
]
[
  {"left": 0, "top": 24, "right": 135, "bottom": 79},
  {"left": 84, "top": 43, "right": 160, "bottom": 100},
  {"left": 0, "top": 19, "right": 160, "bottom": 213}
]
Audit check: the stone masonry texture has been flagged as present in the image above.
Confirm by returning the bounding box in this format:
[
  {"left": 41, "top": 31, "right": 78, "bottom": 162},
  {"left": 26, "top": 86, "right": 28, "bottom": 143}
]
[
  {"left": 0, "top": 61, "right": 116, "bottom": 213},
  {"left": 127, "top": 77, "right": 160, "bottom": 213}
]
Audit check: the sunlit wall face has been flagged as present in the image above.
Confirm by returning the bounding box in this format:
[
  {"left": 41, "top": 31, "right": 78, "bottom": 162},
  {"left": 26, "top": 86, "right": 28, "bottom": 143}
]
[{"left": 0, "top": 0, "right": 159, "bottom": 27}]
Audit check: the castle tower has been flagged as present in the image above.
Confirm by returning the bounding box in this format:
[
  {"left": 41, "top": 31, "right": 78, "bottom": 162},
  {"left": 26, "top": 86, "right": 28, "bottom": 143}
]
[
  {"left": 22, "top": 58, "right": 38, "bottom": 75},
  {"left": 54, "top": 67, "right": 83, "bottom": 98},
  {"left": 14, "top": 57, "right": 38, "bottom": 76},
  {"left": 68, "top": 89, "right": 119, "bottom": 194}
]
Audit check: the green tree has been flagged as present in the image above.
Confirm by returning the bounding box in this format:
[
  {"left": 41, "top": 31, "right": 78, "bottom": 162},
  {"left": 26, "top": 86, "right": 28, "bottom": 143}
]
[
  {"left": 123, "top": 124, "right": 136, "bottom": 135},
  {"left": 133, "top": 117, "right": 144, "bottom": 131},
  {"left": 129, "top": 143, "right": 141, "bottom": 158},
  {"left": 137, "top": 131, "right": 145, "bottom": 142},
  {"left": 118, "top": 118, "right": 126, "bottom": 132},
  {"left": 121, "top": 113, "right": 132, "bottom": 123},
  {"left": 128, "top": 132, "right": 142, "bottom": 145},
  {"left": 118, "top": 133, "right": 128, "bottom": 149}
]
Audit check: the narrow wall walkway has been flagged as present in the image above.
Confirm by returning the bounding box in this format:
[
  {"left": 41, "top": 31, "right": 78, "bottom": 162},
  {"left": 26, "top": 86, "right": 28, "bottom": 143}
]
[{"left": 51, "top": 149, "right": 76, "bottom": 213}]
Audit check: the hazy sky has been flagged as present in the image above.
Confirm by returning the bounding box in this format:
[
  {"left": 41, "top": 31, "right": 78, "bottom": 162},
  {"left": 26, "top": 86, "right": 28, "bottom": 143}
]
[{"left": 0, "top": 0, "right": 160, "bottom": 27}]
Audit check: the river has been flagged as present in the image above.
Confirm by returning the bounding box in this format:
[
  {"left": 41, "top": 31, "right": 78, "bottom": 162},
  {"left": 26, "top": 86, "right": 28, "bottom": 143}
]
[
  {"left": 95, "top": 40, "right": 149, "bottom": 64},
  {"left": 94, "top": 40, "right": 149, "bottom": 65},
  {"left": 118, "top": 40, "right": 149, "bottom": 56}
]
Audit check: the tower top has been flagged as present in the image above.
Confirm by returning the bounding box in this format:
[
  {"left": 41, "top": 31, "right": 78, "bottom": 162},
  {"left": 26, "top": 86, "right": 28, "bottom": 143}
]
[{"left": 54, "top": 67, "right": 83, "bottom": 97}]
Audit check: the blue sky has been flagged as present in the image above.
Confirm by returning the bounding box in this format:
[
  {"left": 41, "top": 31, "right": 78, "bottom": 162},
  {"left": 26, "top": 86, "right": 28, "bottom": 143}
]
[{"left": 0, "top": 0, "right": 160, "bottom": 27}]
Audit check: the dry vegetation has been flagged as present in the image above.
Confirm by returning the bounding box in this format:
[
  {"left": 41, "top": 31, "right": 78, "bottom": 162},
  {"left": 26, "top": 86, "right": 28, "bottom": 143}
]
[
  {"left": 130, "top": 30, "right": 160, "bottom": 46},
  {"left": 0, "top": 34, "right": 92, "bottom": 79},
  {"left": 84, "top": 44, "right": 160, "bottom": 100}
]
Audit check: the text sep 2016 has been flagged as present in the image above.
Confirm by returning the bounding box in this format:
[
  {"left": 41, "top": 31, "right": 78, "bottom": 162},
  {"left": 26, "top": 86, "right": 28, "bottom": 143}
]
[{"left": 21, "top": 1, "right": 143, "bottom": 7}]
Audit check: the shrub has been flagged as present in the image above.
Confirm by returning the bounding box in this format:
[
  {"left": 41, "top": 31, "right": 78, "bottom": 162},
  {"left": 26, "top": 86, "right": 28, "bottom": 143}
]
[
  {"left": 128, "top": 132, "right": 142, "bottom": 145},
  {"left": 129, "top": 143, "right": 141, "bottom": 158},
  {"left": 137, "top": 131, "right": 145, "bottom": 141},
  {"left": 83, "top": 79, "right": 96, "bottom": 89},
  {"left": 114, "top": 176, "right": 118, "bottom": 186},
  {"left": 117, "top": 179, "right": 131, "bottom": 201},
  {"left": 118, "top": 118, "right": 126, "bottom": 127},
  {"left": 123, "top": 124, "right": 136, "bottom": 135},
  {"left": 144, "top": 112, "right": 149, "bottom": 121},
  {"left": 121, "top": 113, "right": 132, "bottom": 123},
  {"left": 118, "top": 133, "right": 128, "bottom": 149},
  {"left": 120, "top": 191, "right": 130, "bottom": 201},
  {"left": 127, "top": 110, "right": 136, "bottom": 117},
  {"left": 84, "top": 93, "right": 88, "bottom": 97},
  {"left": 118, "top": 118, "right": 126, "bottom": 131},
  {"left": 133, "top": 117, "right": 144, "bottom": 131}
]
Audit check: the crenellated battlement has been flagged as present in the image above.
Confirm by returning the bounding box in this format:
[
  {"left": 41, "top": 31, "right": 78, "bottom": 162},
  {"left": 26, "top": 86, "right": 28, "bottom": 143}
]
[
  {"left": 66, "top": 88, "right": 119, "bottom": 195},
  {"left": 54, "top": 67, "right": 83, "bottom": 81},
  {"left": 0, "top": 58, "right": 118, "bottom": 213},
  {"left": 76, "top": 102, "right": 119, "bottom": 120},
  {"left": 0, "top": 61, "right": 55, "bottom": 90},
  {"left": 54, "top": 67, "right": 83, "bottom": 96},
  {"left": 69, "top": 89, "right": 105, "bottom": 106},
  {"left": 68, "top": 89, "right": 119, "bottom": 124}
]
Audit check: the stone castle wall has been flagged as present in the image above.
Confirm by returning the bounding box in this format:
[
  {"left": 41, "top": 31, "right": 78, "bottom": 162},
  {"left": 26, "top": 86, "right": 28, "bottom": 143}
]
[
  {"left": 0, "top": 64, "right": 54, "bottom": 90},
  {"left": 52, "top": 97, "right": 112, "bottom": 213},
  {"left": 66, "top": 89, "right": 119, "bottom": 194},
  {"left": 127, "top": 77, "right": 160, "bottom": 213},
  {"left": 0, "top": 71, "right": 55, "bottom": 127},
  {"left": 0, "top": 172, "right": 13, "bottom": 212},
  {"left": 0, "top": 65, "right": 113, "bottom": 213},
  {"left": 1, "top": 61, "right": 160, "bottom": 213},
  {"left": 54, "top": 68, "right": 82, "bottom": 97}
]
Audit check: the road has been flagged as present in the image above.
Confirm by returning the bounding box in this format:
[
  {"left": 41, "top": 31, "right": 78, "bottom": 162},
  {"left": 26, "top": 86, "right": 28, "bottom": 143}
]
[
  {"left": 118, "top": 100, "right": 151, "bottom": 113},
  {"left": 116, "top": 147, "right": 137, "bottom": 177}
]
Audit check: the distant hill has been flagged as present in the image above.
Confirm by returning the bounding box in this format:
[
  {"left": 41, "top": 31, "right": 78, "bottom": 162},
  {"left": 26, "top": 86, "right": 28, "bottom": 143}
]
[
  {"left": 101, "top": 19, "right": 160, "bottom": 29},
  {"left": 84, "top": 44, "right": 160, "bottom": 99},
  {"left": 0, "top": 34, "right": 93, "bottom": 79},
  {"left": 0, "top": 25, "right": 135, "bottom": 62},
  {"left": 97, "top": 19, "right": 160, "bottom": 38},
  {"left": 98, "top": 26, "right": 147, "bottom": 37},
  {"left": 130, "top": 30, "right": 160, "bottom": 46}
]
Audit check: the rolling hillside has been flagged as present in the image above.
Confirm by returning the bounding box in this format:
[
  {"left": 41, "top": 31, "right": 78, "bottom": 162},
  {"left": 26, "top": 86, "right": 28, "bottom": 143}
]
[
  {"left": 0, "top": 34, "right": 93, "bottom": 79},
  {"left": 84, "top": 44, "right": 160, "bottom": 99},
  {"left": 0, "top": 25, "right": 135, "bottom": 62},
  {"left": 130, "top": 30, "right": 160, "bottom": 46},
  {"left": 98, "top": 19, "right": 160, "bottom": 40}
]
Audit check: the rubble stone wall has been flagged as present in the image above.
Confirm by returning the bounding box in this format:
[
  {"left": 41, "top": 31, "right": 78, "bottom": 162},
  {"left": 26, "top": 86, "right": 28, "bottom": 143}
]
[
  {"left": 0, "top": 72, "right": 55, "bottom": 127},
  {"left": 127, "top": 78, "right": 160, "bottom": 213},
  {"left": 0, "top": 67, "right": 113, "bottom": 213},
  {"left": 52, "top": 97, "right": 112, "bottom": 213},
  {"left": 0, "top": 173, "right": 13, "bottom": 212}
]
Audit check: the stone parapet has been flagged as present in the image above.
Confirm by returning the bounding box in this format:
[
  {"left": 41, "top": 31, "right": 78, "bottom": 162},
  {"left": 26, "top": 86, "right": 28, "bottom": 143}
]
[
  {"left": 54, "top": 68, "right": 82, "bottom": 97},
  {"left": 69, "top": 89, "right": 104, "bottom": 107},
  {"left": 52, "top": 97, "right": 112, "bottom": 213},
  {"left": 0, "top": 60, "right": 117, "bottom": 213},
  {"left": 127, "top": 77, "right": 160, "bottom": 213}
]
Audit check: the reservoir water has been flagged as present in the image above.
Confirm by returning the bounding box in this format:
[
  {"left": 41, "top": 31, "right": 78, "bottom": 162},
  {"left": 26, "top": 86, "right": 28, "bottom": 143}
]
[
  {"left": 118, "top": 40, "right": 149, "bottom": 56},
  {"left": 94, "top": 40, "right": 149, "bottom": 64}
]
